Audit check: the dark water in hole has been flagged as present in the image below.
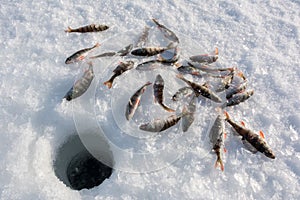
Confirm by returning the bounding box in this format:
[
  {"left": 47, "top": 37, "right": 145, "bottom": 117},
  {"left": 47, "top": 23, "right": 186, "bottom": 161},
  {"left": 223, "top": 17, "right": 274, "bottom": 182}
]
[{"left": 67, "top": 151, "right": 113, "bottom": 190}]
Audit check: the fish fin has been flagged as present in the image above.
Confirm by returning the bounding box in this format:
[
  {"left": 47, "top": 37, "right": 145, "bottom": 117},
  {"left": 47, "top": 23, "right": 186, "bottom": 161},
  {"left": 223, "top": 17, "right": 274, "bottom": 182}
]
[
  {"left": 215, "top": 47, "right": 219, "bottom": 55},
  {"left": 157, "top": 54, "right": 163, "bottom": 61},
  {"left": 224, "top": 132, "right": 227, "bottom": 139},
  {"left": 223, "top": 148, "right": 227, "bottom": 153},
  {"left": 237, "top": 71, "right": 246, "bottom": 80},
  {"left": 202, "top": 82, "right": 209, "bottom": 88},
  {"left": 224, "top": 111, "right": 230, "bottom": 120},
  {"left": 78, "top": 55, "right": 85, "bottom": 60},
  {"left": 214, "top": 158, "right": 224, "bottom": 172},
  {"left": 137, "top": 98, "right": 141, "bottom": 106},
  {"left": 174, "top": 62, "right": 182, "bottom": 68},
  {"left": 191, "top": 72, "right": 201, "bottom": 76},
  {"left": 259, "top": 131, "right": 265, "bottom": 139},
  {"left": 64, "top": 26, "right": 72, "bottom": 32},
  {"left": 94, "top": 42, "right": 101, "bottom": 48},
  {"left": 145, "top": 81, "right": 152, "bottom": 86},
  {"left": 240, "top": 121, "right": 246, "bottom": 127},
  {"left": 103, "top": 81, "right": 112, "bottom": 89}
]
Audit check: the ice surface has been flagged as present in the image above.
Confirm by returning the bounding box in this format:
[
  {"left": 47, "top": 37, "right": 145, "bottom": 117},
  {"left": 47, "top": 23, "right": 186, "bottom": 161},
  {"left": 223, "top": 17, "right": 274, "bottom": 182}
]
[{"left": 0, "top": 0, "right": 300, "bottom": 199}]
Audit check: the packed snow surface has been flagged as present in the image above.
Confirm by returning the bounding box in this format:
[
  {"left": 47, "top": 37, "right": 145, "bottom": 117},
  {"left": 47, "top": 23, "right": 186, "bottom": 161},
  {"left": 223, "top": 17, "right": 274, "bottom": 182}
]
[{"left": 0, "top": 0, "right": 300, "bottom": 199}]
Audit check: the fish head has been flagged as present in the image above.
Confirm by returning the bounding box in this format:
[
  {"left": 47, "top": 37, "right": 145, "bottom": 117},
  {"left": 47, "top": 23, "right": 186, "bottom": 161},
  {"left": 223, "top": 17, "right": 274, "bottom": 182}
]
[
  {"left": 65, "top": 57, "right": 73, "bottom": 64},
  {"left": 126, "top": 60, "right": 135, "bottom": 68},
  {"left": 155, "top": 74, "right": 164, "bottom": 83},
  {"left": 264, "top": 149, "right": 275, "bottom": 159}
]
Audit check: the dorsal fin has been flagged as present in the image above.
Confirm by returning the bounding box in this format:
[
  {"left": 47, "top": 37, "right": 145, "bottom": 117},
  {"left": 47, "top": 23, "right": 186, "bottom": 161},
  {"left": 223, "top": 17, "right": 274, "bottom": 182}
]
[{"left": 259, "top": 130, "right": 265, "bottom": 139}]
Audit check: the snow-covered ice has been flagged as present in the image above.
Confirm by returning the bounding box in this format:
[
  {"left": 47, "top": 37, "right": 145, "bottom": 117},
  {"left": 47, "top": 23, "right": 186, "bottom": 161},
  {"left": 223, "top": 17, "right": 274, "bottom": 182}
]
[{"left": 0, "top": 0, "right": 300, "bottom": 199}]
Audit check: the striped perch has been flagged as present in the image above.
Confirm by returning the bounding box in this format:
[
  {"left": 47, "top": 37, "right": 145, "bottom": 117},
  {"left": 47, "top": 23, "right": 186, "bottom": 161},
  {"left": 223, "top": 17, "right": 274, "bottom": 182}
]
[
  {"left": 125, "top": 82, "right": 152, "bottom": 121},
  {"left": 65, "top": 24, "right": 109, "bottom": 33}
]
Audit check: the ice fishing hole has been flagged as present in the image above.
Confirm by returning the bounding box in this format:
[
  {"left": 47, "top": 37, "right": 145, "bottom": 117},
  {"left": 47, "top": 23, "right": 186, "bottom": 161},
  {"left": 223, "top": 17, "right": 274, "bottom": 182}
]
[{"left": 53, "top": 134, "right": 114, "bottom": 190}]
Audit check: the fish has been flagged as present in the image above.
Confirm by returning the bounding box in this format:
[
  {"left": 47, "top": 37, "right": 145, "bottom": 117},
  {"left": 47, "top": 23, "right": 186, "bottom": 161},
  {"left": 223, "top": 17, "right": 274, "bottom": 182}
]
[
  {"left": 187, "top": 62, "right": 233, "bottom": 74},
  {"left": 139, "top": 114, "right": 181, "bottom": 132},
  {"left": 175, "top": 62, "right": 203, "bottom": 78},
  {"left": 103, "top": 61, "right": 134, "bottom": 89},
  {"left": 65, "top": 43, "right": 100, "bottom": 64},
  {"left": 181, "top": 95, "right": 197, "bottom": 132},
  {"left": 226, "top": 81, "right": 248, "bottom": 100},
  {"left": 172, "top": 86, "right": 194, "bottom": 101},
  {"left": 152, "top": 18, "right": 179, "bottom": 43},
  {"left": 223, "top": 89, "right": 254, "bottom": 107},
  {"left": 224, "top": 112, "right": 275, "bottom": 159},
  {"left": 64, "top": 62, "right": 94, "bottom": 101},
  {"left": 117, "top": 43, "right": 134, "bottom": 56},
  {"left": 157, "top": 47, "right": 179, "bottom": 63},
  {"left": 209, "top": 114, "right": 226, "bottom": 171},
  {"left": 189, "top": 48, "right": 218, "bottom": 64},
  {"left": 65, "top": 24, "right": 109, "bottom": 33},
  {"left": 135, "top": 26, "right": 150, "bottom": 47},
  {"left": 176, "top": 74, "right": 222, "bottom": 103},
  {"left": 215, "top": 71, "right": 235, "bottom": 92},
  {"left": 90, "top": 52, "right": 116, "bottom": 58},
  {"left": 125, "top": 82, "right": 152, "bottom": 120},
  {"left": 153, "top": 74, "right": 175, "bottom": 112},
  {"left": 136, "top": 60, "right": 172, "bottom": 71},
  {"left": 131, "top": 42, "right": 175, "bottom": 57},
  {"left": 90, "top": 44, "right": 133, "bottom": 59}
]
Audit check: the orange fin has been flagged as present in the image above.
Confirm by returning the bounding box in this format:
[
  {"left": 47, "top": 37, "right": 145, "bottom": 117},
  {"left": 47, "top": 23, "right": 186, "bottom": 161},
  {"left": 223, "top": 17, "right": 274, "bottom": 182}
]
[
  {"left": 224, "top": 111, "right": 230, "bottom": 120},
  {"left": 215, "top": 47, "right": 219, "bottom": 55},
  {"left": 224, "top": 132, "right": 227, "bottom": 139},
  {"left": 78, "top": 55, "right": 85, "bottom": 60},
  {"left": 240, "top": 121, "right": 246, "bottom": 127},
  {"left": 259, "top": 131, "right": 265, "bottom": 139},
  {"left": 103, "top": 81, "right": 112, "bottom": 89},
  {"left": 223, "top": 147, "right": 227, "bottom": 153}
]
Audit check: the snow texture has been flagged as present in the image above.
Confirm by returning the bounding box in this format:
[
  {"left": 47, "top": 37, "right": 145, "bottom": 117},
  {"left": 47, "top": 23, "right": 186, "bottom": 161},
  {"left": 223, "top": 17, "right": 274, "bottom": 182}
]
[{"left": 1, "top": 0, "right": 300, "bottom": 199}]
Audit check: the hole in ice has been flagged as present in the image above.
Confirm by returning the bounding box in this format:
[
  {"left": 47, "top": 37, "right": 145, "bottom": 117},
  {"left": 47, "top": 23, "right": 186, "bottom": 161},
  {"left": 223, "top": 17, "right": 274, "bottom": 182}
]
[{"left": 53, "top": 134, "right": 113, "bottom": 190}]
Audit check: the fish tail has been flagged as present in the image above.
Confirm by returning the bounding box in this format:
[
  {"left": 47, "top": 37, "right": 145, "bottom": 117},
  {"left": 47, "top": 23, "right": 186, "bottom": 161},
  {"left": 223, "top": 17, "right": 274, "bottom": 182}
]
[
  {"left": 103, "top": 80, "right": 113, "bottom": 89},
  {"left": 145, "top": 81, "right": 152, "bottom": 86},
  {"left": 161, "top": 103, "right": 175, "bottom": 112},
  {"left": 94, "top": 42, "right": 101, "bottom": 48},
  {"left": 65, "top": 26, "right": 72, "bottom": 32},
  {"left": 214, "top": 157, "right": 224, "bottom": 172}
]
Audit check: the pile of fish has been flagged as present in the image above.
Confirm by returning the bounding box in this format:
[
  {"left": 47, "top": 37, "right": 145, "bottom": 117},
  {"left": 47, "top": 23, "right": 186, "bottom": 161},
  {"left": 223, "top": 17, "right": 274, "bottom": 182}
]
[{"left": 62, "top": 19, "right": 275, "bottom": 172}]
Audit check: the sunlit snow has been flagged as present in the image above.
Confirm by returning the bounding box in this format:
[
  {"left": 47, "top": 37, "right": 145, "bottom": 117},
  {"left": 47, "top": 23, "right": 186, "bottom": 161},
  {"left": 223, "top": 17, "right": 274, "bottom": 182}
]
[{"left": 0, "top": 1, "right": 299, "bottom": 199}]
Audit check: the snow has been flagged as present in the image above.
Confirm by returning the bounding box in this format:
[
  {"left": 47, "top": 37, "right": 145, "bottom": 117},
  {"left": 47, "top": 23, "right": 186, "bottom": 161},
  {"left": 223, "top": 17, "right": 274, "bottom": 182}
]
[{"left": 1, "top": 0, "right": 300, "bottom": 199}]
